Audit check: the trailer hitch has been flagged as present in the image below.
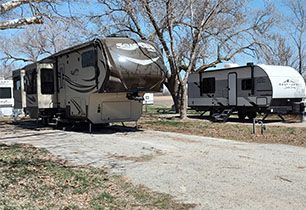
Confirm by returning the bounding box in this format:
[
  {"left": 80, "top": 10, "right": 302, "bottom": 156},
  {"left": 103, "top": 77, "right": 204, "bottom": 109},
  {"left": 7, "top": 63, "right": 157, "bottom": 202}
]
[{"left": 127, "top": 92, "right": 144, "bottom": 102}]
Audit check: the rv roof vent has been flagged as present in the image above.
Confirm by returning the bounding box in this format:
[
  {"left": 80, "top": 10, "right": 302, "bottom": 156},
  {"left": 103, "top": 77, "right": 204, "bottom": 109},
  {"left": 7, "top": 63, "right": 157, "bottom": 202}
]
[
  {"left": 224, "top": 63, "right": 240, "bottom": 68},
  {"left": 247, "top": 62, "right": 254, "bottom": 66}
]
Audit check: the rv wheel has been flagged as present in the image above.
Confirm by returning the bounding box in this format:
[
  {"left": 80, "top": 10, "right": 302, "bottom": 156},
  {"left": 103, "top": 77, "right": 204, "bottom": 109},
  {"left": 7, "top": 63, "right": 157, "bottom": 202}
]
[
  {"left": 238, "top": 112, "right": 246, "bottom": 120},
  {"left": 41, "top": 117, "right": 49, "bottom": 126},
  {"left": 247, "top": 112, "right": 257, "bottom": 120}
]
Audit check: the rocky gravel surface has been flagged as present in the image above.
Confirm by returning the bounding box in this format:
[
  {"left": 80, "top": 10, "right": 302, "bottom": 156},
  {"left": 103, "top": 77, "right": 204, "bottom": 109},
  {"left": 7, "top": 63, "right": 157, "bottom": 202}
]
[{"left": 1, "top": 123, "right": 306, "bottom": 209}]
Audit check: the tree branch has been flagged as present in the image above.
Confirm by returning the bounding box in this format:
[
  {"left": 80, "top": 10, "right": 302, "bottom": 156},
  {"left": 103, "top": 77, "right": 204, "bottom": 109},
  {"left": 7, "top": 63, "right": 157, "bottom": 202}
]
[
  {"left": 0, "top": 16, "right": 43, "bottom": 30},
  {"left": 141, "top": 0, "right": 176, "bottom": 74},
  {"left": 0, "top": 0, "right": 47, "bottom": 14}
]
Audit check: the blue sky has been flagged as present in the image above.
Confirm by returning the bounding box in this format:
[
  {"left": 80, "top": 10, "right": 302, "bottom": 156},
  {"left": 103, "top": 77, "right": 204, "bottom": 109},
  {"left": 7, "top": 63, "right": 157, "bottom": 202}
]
[{"left": 0, "top": 0, "right": 302, "bottom": 70}]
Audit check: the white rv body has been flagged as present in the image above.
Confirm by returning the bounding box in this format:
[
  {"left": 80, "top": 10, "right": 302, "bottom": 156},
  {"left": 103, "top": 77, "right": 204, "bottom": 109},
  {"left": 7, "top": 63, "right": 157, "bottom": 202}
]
[
  {"left": 188, "top": 64, "right": 306, "bottom": 120},
  {"left": 257, "top": 65, "right": 306, "bottom": 99},
  {"left": 0, "top": 79, "right": 14, "bottom": 116},
  {"left": 13, "top": 37, "right": 166, "bottom": 124}
]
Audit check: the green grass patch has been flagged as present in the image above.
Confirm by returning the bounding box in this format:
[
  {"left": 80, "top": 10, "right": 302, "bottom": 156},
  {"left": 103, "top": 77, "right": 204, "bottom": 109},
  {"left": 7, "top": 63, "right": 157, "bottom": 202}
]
[
  {"left": 0, "top": 144, "right": 193, "bottom": 209},
  {"left": 143, "top": 105, "right": 175, "bottom": 115}
]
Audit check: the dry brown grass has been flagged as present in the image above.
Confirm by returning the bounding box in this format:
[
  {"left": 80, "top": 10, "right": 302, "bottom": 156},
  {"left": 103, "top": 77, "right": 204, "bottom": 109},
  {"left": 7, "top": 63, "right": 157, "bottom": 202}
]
[
  {"left": 0, "top": 144, "right": 194, "bottom": 209},
  {"left": 139, "top": 117, "right": 306, "bottom": 148}
]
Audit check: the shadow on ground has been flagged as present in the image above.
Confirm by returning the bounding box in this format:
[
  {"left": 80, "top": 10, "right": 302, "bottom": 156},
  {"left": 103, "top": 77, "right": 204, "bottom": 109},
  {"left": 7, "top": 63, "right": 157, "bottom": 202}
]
[
  {"left": 188, "top": 114, "right": 285, "bottom": 124},
  {"left": 11, "top": 119, "right": 142, "bottom": 135}
]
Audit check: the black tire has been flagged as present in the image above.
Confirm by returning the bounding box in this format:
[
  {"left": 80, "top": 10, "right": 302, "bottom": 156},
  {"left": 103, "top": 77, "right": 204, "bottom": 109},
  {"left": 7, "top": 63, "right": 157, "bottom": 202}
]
[
  {"left": 238, "top": 112, "right": 246, "bottom": 120},
  {"left": 41, "top": 117, "right": 49, "bottom": 126},
  {"left": 209, "top": 110, "right": 215, "bottom": 117},
  {"left": 247, "top": 112, "right": 257, "bottom": 119}
]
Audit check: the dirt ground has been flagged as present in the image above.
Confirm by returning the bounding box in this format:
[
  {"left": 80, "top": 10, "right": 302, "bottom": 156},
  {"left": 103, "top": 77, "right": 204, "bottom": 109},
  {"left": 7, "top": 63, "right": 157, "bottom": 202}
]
[
  {"left": 153, "top": 95, "right": 173, "bottom": 107},
  {"left": 1, "top": 121, "right": 306, "bottom": 209}
]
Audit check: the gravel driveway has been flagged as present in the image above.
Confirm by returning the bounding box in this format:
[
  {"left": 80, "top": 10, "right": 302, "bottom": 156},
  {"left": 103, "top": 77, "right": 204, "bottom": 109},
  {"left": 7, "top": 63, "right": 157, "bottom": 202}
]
[{"left": 1, "top": 125, "right": 306, "bottom": 209}]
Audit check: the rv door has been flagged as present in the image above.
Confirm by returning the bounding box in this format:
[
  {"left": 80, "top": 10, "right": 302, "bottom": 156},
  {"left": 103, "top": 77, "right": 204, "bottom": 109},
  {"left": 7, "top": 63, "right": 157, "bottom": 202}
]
[
  {"left": 13, "top": 75, "right": 22, "bottom": 109},
  {"left": 228, "top": 73, "right": 237, "bottom": 106}
]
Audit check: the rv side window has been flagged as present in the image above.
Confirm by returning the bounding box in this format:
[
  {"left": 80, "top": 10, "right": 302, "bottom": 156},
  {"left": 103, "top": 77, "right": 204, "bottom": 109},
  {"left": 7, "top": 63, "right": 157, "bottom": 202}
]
[
  {"left": 41, "top": 68, "right": 54, "bottom": 94},
  {"left": 0, "top": 87, "right": 11, "bottom": 99},
  {"left": 202, "top": 78, "right": 215, "bottom": 93},
  {"left": 25, "top": 70, "right": 37, "bottom": 94},
  {"left": 13, "top": 77, "right": 21, "bottom": 90},
  {"left": 241, "top": 79, "right": 252, "bottom": 90},
  {"left": 81, "top": 50, "right": 96, "bottom": 68}
]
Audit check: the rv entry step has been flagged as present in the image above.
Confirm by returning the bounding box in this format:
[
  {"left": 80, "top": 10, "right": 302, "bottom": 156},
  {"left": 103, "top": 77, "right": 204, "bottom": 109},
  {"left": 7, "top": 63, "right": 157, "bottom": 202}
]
[{"left": 211, "top": 108, "right": 234, "bottom": 122}]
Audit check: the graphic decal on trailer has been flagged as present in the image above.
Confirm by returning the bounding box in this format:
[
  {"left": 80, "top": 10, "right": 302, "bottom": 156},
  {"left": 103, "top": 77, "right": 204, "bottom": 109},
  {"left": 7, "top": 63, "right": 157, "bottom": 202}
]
[{"left": 118, "top": 56, "right": 159, "bottom": 66}]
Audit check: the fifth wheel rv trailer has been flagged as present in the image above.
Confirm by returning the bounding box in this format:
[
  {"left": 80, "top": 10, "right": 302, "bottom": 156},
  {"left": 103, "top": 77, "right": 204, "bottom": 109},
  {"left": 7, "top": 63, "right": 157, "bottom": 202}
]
[
  {"left": 13, "top": 37, "right": 166, "bottom": 125},
  {"left": 0, "top": 78, "right": 14, "bottom": 116},
  {"left": 188, "top": 63, "right": 306, "bottom": 121}
]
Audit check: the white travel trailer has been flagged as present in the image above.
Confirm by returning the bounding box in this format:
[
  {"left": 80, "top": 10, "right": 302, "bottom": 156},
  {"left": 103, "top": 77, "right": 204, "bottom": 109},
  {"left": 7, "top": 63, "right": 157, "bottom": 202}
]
[
  {"left": 0, "top": 78, "right": 14, "bottom": 116},
  {"left": 188, "top": 63, "right": 306, "bottom": 121},
  {"left": 13, "top": 37, "right": 166, "bottom": 125}
]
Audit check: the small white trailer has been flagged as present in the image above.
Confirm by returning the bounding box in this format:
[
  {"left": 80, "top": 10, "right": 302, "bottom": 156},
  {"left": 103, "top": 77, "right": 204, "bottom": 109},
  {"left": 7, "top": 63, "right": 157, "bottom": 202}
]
[
  {"left": 188, "top": 63, "right": 306, "bottom": 121},
  {"left": 13, "top": 36, "right": 166, "bottom": 125},
  {"left": 0, "top": 78, "right": 14, "bottom": 116}
]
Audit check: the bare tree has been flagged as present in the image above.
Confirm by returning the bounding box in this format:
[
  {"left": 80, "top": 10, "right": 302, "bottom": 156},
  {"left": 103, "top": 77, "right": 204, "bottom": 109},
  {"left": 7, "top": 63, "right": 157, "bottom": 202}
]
[
  {"left": 0, "top": 62, "right": 16, "bottom": 78},
  {"left": 285, "top": 0, "right": 306, "bottom": 74},
  {"left": 0, "top": 0, "right": 59, "bottom": 30},
  {"left": 0, "top": 17, "right": 87, "bottom": 64},
  {"left": 260, "top": 34, "right": 294, "bottom": 66},
  {"left": 0, "top": 0, "right": 93, "bottom": 78},
  {"left": 92, "top": 0, "right": 273, "bottom": 119}
]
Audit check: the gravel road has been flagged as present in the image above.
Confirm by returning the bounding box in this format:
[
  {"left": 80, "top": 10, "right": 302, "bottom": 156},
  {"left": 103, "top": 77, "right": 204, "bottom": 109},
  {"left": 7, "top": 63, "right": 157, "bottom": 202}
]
[{"left": 1, "top": 125, "right": 306, "bottom": 209}]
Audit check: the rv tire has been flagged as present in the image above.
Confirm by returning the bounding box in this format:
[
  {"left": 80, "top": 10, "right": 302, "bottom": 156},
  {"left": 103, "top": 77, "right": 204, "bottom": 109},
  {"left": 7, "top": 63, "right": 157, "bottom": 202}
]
[
  {"left": 238, "top": 112, "right": 246, "bottom": 120},
  {"left": 247, "top": 112, "right": 257, "bottom": 120},
  {"left": 41, "top": 117, "right": 49, "bottom": 126}
]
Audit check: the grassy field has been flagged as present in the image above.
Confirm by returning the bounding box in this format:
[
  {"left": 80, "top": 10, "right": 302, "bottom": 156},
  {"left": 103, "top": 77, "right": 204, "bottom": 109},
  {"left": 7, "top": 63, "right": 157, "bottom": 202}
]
[
  {"left": 140, "top": 105, "right": 306, "bottom": 148},
  {"left": 0, "top": 144, "right": 193, "bottom": 210}
]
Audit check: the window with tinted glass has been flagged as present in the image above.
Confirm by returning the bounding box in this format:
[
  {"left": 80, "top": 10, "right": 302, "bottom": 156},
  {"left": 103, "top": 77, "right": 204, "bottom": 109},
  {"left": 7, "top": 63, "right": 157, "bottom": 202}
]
[
  {"left": 241, "top": 79, "right": 252, "bottom": 90},
  {"left": 202, "top": 78, "right": 215, "bottom": 93},
  {"left": 41, "top": 68, "right": 54, "bottom": 94},
  {"left": 0, "top": 87, "right": 12, "bottom": 99},
  {"left": 25, "top": 70, "right": 37, "bottom": 94},
  {"left": 81, "top": 50, "right": 96, "bottom": 67}
]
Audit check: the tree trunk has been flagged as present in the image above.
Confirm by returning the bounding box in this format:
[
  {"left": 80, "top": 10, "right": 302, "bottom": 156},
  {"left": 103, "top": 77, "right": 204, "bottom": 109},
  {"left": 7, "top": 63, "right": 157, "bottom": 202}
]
[
  {"left": 165, "top": 74, "right": 180, "bottom": 113},
  {"left": 171, "top": 90, "right": 180, "bottom": 113},
  {"left": 179, "top": 80, "right": 188, "bottom": 119},
  {"left": 298, "top": 44, "right": 303, "bottom": 74}
]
